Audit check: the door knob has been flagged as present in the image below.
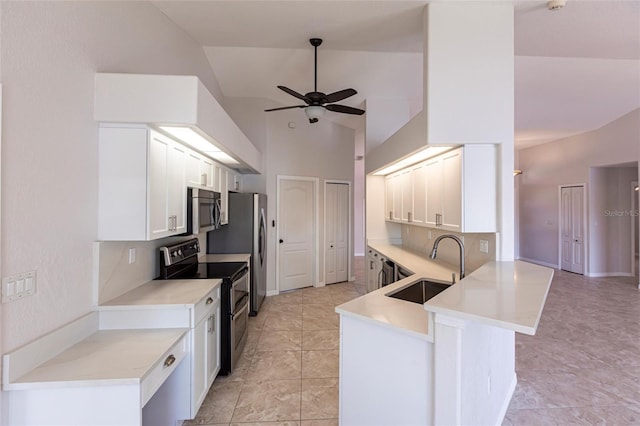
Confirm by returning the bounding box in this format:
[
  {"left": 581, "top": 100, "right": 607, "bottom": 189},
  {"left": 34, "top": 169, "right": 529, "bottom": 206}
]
[{"left": 279, "top": 239, "right": 284, "bottom": 244}]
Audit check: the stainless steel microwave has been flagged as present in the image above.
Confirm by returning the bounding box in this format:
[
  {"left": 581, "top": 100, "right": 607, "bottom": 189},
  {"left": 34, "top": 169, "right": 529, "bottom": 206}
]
[{"left": 186, "top": 188, "right": 221, "bottom": 234}]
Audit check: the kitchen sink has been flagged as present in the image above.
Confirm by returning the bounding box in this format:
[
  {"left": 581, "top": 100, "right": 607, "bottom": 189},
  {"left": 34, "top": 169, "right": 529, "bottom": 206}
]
[{"left": 386, "top": 279, "right": 451, "bottom": 304}]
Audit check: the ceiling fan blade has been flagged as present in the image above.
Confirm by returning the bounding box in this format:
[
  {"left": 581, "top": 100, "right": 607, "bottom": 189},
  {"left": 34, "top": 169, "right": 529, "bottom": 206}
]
[
  {"left": 264, "top": 105, "right": 306, "bottom": 112},
  {"left": 277, "top": 86, "right": 310, "bottom": 103},
  {"left": 325, "top": 88, "right": 357, "bottom": 104},
  {"left": 325, "top": 104, "right": 365, "bottom": 115}
]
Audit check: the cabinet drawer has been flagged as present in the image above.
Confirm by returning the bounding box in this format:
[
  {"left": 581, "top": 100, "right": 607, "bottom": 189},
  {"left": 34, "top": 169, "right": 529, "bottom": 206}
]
[
  {"left": 193, "top": 287, "right": 220, "bottom": 327},
  {"left": 141, "top": 331, "right": 188, "bottom": 407}
]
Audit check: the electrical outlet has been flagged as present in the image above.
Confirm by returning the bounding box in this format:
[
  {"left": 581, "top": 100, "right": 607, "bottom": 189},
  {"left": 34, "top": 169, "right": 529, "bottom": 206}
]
[
  {"left": 479, "top": 239, "right": 489, "bottom": 253},
  {"left": 428, "top": 230, "right": 432, "bottom": 239},
  {"left": 128, "top": 248, "right": 136, "bottom": 264},
  {"left": 2, "top": 271, "right": 37, "bottom": 303}
]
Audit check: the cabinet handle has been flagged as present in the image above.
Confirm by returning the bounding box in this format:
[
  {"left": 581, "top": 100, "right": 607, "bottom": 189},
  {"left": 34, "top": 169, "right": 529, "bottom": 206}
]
[
  {"left": 206, "top": 297, "right": 214, "bottom": 305},
  {"left": 389, "top": 211, "right": 393, "bottom": 221},
  {"left": 164, "top": 354, "right": 176, "bottom": 368},
  {"left": 408, "top": 212, "right": 412, "bottom": 222},
  {"left": 435, "top": 213, "right": 442, "bottom": 227}
]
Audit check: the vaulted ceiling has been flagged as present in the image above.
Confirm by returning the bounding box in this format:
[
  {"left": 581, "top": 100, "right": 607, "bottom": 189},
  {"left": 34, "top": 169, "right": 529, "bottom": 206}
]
[{"left": 152, "top": 0, "right": 640, "bottom": 148}]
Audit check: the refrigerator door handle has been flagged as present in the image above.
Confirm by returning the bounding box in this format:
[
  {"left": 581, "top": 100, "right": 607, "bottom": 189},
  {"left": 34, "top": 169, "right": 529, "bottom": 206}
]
[{"left": 259, "top": 208, "right": 266, "bottom": 265}]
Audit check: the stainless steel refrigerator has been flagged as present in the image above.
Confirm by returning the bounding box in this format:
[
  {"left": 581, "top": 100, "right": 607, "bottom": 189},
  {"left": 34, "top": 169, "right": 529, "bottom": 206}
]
[{"left": 207, "top": 192, "right": 267, "bottom": 315}]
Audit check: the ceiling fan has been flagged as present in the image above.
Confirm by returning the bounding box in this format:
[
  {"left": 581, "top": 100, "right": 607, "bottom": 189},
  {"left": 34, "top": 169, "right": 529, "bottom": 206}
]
[{"left": 264, "top": 38, "right": 365, "bottom": 123}]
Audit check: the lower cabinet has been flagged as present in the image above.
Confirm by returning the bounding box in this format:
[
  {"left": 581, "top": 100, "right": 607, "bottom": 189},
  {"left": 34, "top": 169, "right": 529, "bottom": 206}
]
[
  {"left": 191, "top": 291, "right": 220, "bottom": 416},
  {"left": 98, "top": 284, "right": 221, "bottom": 420},
  {"left": 366, "top": 247, "right": 383, "bottom": 293}
]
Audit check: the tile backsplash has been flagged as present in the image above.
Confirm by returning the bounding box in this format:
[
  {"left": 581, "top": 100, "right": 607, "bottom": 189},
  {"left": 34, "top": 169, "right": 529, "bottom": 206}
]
[{"left": 401, "top": 225, "right": 496, "bottom": 275}]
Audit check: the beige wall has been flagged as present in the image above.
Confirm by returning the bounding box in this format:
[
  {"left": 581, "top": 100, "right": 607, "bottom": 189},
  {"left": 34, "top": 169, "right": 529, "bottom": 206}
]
[
  {"left": 0, "top": 1, "right": 224, "bottom": 353},
  {"left": 517, "top": 109, "right": 640, "bottom": 273}
]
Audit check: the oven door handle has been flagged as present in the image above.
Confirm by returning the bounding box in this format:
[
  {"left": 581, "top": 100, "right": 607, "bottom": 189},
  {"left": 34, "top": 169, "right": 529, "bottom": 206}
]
[{"left": 231, "top": 294, "right": 249, "bottom": 319}]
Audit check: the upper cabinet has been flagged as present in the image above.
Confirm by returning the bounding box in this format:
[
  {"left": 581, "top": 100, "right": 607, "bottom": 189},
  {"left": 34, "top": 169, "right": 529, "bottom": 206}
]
[
  {"left": 385, "top": 145, "right": 496, "bottom": 233},
  {"left": 99, "top": 126, "right": 188, "bottom": 241},
  {"left": 98, "top": 125, "right": 242, "bottom": 241}
]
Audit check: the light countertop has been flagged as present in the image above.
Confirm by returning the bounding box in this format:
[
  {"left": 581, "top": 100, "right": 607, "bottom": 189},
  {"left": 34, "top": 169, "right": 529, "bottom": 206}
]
[
  {"left": 424, "top": 260, "right": 554, "bottom": 335},
  {"left": 100, "top": 278, "right": 221, "bottom": 309},
  {"left": 5, "top": 328, "right": 188, "bottom": 390},
  {"left": 199, "top": 253, "right": 251, "bottom": 263},
  {"left": 336, "top": 243, "right": 554, "bottom": 339},
  {"left": 336, "top": 243, "right": 458, "bottom": 341}
]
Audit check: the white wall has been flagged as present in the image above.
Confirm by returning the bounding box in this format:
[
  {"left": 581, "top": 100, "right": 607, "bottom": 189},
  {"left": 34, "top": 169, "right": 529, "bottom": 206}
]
[
  {"left": 518, "top": 109, "right": 640, "bottom": 272},
  {"left": 0, "top": 1, "right": 225, "bottom": 353},
  {"left": 354, "top": 129, "right": 365, "bottom": 256},
  {"left": 589, "top": 166, "right": 638, "bottom": 276},
  {"left": 264, "top": 112, "right": 355, "bottom": 291}
]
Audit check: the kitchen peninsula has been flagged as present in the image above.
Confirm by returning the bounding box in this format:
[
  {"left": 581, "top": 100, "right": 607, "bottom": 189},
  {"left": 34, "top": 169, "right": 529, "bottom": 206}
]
[{"left": 336, "top": 243, "right": 554, "bottom": 425}]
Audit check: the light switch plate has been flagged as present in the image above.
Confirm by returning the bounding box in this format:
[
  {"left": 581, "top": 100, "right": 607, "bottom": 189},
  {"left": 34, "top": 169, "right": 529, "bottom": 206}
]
[
  {"left": 128, "top": 248, "right": 136, "bottom": 264},
  {"left": 479, "top": 240, "right": 489, "bottom": 254},
  {"left": 2, "top": 271, "right": 36, "bottom": 303}
]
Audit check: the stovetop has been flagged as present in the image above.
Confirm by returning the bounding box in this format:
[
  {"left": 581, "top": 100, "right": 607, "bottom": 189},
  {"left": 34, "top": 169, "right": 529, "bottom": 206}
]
[
  {"left": 158, "top": 238, "right": 248, "bottom": 281},
  {"left": 165, "top": 261, "right": 248, "bottom": 281}
]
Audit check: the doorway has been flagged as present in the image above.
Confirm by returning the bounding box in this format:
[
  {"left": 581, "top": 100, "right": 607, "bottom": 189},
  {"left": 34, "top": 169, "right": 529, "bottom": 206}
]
[
  {"left": 325, "top": 181, "right": 350, "bottom": 285},
  {"left": 633, "top": 180, "right": 639, "bottom": 284},
  {"left": 277, "top": 176, "right": 318, "bottom": 292},
  {"left": 559, "top": 185, "right": 586, "bottom": 274}
]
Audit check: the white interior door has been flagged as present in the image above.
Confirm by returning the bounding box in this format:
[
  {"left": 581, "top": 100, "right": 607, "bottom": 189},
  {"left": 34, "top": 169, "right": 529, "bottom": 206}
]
[
  {"left": 560, "top": 186, "right": 585, "bottom": 274},
  {"left": 326, "top": 183, "right": 349, "bottom": 285},
  {"left": 278, "top": 178, "right": 315, "bottom": 292}
]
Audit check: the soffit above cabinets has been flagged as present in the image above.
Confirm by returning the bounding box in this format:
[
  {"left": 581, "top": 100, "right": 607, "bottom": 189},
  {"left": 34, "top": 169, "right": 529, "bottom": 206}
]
[{"left": 94, "top": 73, "right": 262, "bottom": 174}]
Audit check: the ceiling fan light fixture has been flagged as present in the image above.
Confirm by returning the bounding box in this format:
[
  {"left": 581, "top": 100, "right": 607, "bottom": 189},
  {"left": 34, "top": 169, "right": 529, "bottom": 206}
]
[
  {"left": 305, "top": 106, "right": 325, "bottom": 122},
  {"left": 546, "top": 0, "right": 566, "bottom": 11}
]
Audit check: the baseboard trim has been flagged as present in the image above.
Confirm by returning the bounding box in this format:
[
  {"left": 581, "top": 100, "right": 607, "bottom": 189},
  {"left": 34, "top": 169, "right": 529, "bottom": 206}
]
[
  {"left": 266, "top": 290, "right": 279, "bottom": 297},
  {"left": 587, "top": 272, "right": 634, "bottom": 278},
  {"left": 517, "top": 257, "right": 558, "bottom": 269}
]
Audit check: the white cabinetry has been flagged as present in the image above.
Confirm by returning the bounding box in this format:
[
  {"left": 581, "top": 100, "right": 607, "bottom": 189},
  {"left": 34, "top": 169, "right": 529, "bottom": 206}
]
[
  {"left": 99, "top": 126, "right": 187, "bottom": 241},
  {"left": 385, "top": 145, "right": 496, "bottom": 233},
  {"left": 186, "top": 151, "right": 216, "bottom": 190},
  {"left": 410, "top": 163, "right": 427, "bottom": 225},
  {"left": 385, "top": 173, "right": 403, "bottom": 222},
  {"left": 98, "top": 284, "right": 221, "bottom": 420},
  {"left": 191, "top": 289, "right": 220, "bottom": 416},
  {"left": 219, "top": 168, "right": 229, "bottom": 225},
  {"left": 366, "top": 247, "right": 384, "bottom": 293}
]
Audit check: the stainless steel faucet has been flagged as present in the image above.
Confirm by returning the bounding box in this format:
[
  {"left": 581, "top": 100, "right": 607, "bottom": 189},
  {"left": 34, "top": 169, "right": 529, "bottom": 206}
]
[{"left": 430, "top": 234, "right": 465, "bottom": 281}]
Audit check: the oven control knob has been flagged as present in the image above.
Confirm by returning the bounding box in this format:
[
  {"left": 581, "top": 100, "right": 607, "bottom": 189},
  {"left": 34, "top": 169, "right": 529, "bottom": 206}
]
[
  {"left": 178, "top": 249, "right": 183, "bottom": 256},
  {"left": 172, "top": 250, "right": 178, "bottom": 257}
]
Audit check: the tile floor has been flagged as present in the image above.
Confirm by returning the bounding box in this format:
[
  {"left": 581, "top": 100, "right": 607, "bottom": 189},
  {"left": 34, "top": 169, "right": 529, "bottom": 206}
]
[
  {"left": 187, "top": 257, "right": 640, "bottom": 425},
  {"left": 184, "top": 259, "right": 366, "bottom": 426}
]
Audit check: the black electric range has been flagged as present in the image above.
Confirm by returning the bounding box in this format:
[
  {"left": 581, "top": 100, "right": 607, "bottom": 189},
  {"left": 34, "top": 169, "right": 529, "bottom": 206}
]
[{"left": 157, "top": 238, "right": 249, "bottom": 375}]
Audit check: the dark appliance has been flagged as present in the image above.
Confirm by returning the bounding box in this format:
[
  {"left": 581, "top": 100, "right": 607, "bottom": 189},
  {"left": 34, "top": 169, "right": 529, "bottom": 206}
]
[
  {"left": 207, "top": 192, "right": 267, "bottom": 316},
  {"left": 186, "top": 188, "right": 221, "bottom": 235},
  {"left": 158, "top": 238, "right": 248, "bottom": 375}
]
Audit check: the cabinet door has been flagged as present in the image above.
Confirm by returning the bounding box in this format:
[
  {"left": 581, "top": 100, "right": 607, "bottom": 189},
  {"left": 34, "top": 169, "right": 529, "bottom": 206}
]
[
  {"left": 202, "top": 158, "right": 215, "bottom": 189},
  {"left": 148, "top": 131, "right": 172, "bottom": 239},
  {"left": 206, "top": 305, "right": 220, "bottom": 387},
  {"left": 229, "top": 172, "right": 241, "bottom": 192},
  {"left": 191, "top": 316, "right": 208, "bottom": 416},
  {"left": 186, "top": 150, "right": 203, "bottom": 187},
  {"left": 441, "top": 150, "right": 462, "bottom": 231},
  {"left": 411, "top": 163, "right": 427, "bottom": 225},
  {"left": 384, "top": 176, "right": 394, "bottom": 221},
  {"left": 425, "top": 157, "right": 443, "bottom": 227},
  {"left": 400, "top": 169, "right": 412, "bottom": 222},
  {"left": 391, "top": 174, "right": 402, "bottom": 222},
  {"left": 168, "top": 142, "right": 188, "bottom": 234},
  {"left": 219, "top": 168, "right": 229, "bottom": 225},
  {"left": 366, "top": 253, "right": 377, "bottom": 293}
]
